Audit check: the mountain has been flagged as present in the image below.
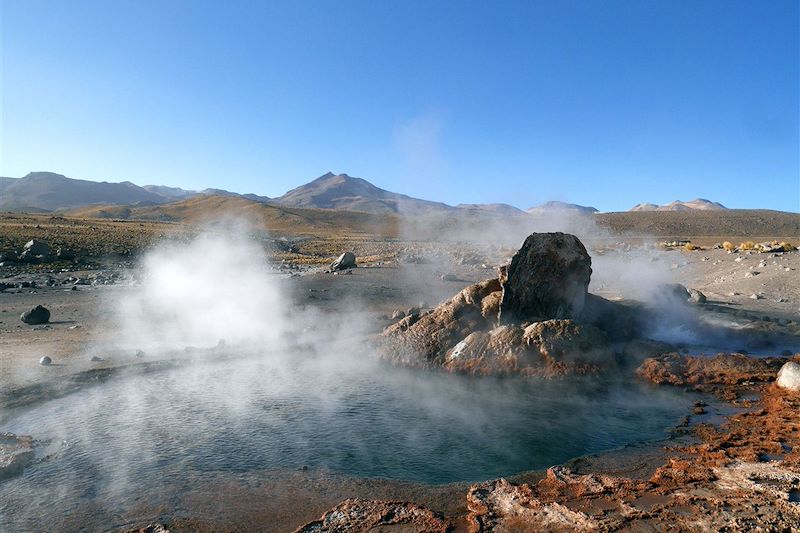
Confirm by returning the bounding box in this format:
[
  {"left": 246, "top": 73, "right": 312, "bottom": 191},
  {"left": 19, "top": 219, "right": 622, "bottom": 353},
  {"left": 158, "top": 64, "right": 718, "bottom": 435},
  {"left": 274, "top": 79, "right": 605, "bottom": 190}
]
[
  {"left": 67, "top": 195, "right": 398, "bottom": 238},
  {"left": 275, "top": 172, "right": 456, "bottom": 215},
  {"left": 199, "top": 188, "right": 270, "bottom": 203},
  {"left": 526, "top": 201, "right": 598, "bottom": 216},
  {"left": 629, "top": 199, "right": 727, "bottom": 212},
  {"left": 457, "top": 203, "right": 527, "bottom": 216},
  {"left": 142, "top": 184, "right": 197, "bottom": 199},
  {"left": 0, "top": 172, "right": 168, "bottom": 211}
]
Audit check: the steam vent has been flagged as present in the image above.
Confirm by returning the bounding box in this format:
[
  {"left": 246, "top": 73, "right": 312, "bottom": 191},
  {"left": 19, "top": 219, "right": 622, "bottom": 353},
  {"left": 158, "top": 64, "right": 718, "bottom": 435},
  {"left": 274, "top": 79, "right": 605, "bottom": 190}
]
[{"left": 381, "top": 232, "right": 640, "bottom": 376}]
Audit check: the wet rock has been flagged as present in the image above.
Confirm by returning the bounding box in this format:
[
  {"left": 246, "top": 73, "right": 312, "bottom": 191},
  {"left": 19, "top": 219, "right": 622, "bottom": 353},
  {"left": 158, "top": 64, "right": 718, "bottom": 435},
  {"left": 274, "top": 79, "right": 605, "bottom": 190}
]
[
  {"left": 382, "top": 278, "right": 500, "bottom": 365},
  {"left": 688, "top": 288, "right": 707, "bottom": 304},
  {"left": 656, "top": 283, "right": 691, "bottom": 304},
  {"left": 21, "top": 304, "right": 50, "bottom": 325},
  {"left": 39, "top": 356, "right": 52, "bottom": 366},
  {"left": 0, "top": 433, "right": 34, "bottom": 481},
  {"left": 636, "top": 353, "right": 786, "bottom": 385},
  {"left": 776, "top": 362, "right": 800, "bottom": 392},
  {"left": 466, "top": 478, "right": 598, "bottom": 532},
  {"left": 329, "top": 252, "right": 356, "bottom": 272},
  {"left": 18, "top": 239, "right": 52, "bottom": 263},
  {"left": 123, "top": 524, "right": 171, "bottom": 533},
  {"left": 523, "top": 319, "right": 613, "bottom": 365},
  {"left": 499, "top": 232, "right": 592, "bottom": 323},
  {"left": 294, "top": 498, "right": 448, "bottom": 533}
]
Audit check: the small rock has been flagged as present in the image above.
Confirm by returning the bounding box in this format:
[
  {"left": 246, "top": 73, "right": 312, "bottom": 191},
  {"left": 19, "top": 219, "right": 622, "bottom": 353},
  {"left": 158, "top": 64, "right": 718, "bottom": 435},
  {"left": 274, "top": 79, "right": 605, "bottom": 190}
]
[
  {"left": 777, "top": 362, "right": 800, "bottom": 392},
  {"left": 750, "top": 293, "right": 763, "bottom": 300},
  {"left": 20, "top": 305, "right": 50, "bottom": 325},
  {"left": 39, "top": 356, "right": 52, "bottom": 366},
  {"left": 440, "top": 273, "right": 458, "bottom": 281},
  {"left": 90, "top": 355, "right": 104, "bottom": 362}
]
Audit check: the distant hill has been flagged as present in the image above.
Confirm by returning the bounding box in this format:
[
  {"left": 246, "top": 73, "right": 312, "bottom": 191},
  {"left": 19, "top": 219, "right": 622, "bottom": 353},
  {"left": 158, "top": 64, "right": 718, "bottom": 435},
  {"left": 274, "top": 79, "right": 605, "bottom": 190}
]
[
  {"left": 67, "top": 194, "right": 398, "bottom": 238},
  {"left": 527, "top": 201, "right": 598, "bottom": 216},
  {"left": 456, "top": 203, "right": 527, "bottom": 216},
  {"left": 275, "top": 172, "right": 456, "bottom": 215},
  {"left": 142, "top": 184, "right": 196, "bottom": 199},
  {"left": 629, "top": 199, "right": 727, "bottom": 212},
  {"left": 0, "top": 172, "right": 168, "bottom": 211}
]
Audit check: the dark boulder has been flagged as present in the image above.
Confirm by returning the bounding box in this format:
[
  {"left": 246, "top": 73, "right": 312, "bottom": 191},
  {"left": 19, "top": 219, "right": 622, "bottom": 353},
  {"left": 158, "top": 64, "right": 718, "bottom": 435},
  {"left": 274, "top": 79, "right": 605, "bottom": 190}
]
[
  {"left": 18, "top": 239, "right": 52, "bottom": 263},
  {"left": 330, "top": 251, "right": 357, "bottom": 272},
  {"left": 499, "top": 232, "right": 592, "bottom": 323},
  {"left": 21, "top": 305, "right": 50, "bottom": 325}
]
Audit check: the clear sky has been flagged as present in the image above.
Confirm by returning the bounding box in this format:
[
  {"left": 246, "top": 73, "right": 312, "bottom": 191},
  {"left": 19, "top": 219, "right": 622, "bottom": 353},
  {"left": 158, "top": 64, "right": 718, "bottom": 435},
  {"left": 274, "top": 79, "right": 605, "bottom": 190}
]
[{"left": 1, "top": 0, "right": 798, "bottom": 212}]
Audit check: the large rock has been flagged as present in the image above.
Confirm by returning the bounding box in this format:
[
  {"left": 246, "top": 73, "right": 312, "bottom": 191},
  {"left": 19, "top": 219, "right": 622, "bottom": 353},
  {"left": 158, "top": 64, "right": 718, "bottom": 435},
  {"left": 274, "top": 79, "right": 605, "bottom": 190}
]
[
  {"left": 329, "top": 251, "right": 357, "bottom": 271},
  {"left": 18, "top": 239, "right": 52, "bottom": 263},
  {"left": 776, "top": 362, "right": 800, "bottom": 392},
  {"left": 20, "top": 305, "right": 50, "bottom": 325},
  {"left": 382, "top": 278, "right": 500, "bottom": 365},
  {"left": 498, "top": 232, "right": 592, "bottom": 323},
  {"left": 523, "top": 319, "right": 612, "bottom": 365}
]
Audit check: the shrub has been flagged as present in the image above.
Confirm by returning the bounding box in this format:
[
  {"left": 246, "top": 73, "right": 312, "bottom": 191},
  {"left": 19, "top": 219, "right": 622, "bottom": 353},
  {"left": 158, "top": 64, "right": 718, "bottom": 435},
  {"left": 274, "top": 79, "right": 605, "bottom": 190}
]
[{"left": 722, "top": 241, "right": 735, "bottom": 252}]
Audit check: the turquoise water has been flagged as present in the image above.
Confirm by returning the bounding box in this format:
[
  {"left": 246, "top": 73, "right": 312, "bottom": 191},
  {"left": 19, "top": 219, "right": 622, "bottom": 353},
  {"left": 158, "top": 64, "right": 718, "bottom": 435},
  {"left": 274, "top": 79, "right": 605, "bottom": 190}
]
[{"left": 0, "top": 355, "right": 687, "bottom": 529}]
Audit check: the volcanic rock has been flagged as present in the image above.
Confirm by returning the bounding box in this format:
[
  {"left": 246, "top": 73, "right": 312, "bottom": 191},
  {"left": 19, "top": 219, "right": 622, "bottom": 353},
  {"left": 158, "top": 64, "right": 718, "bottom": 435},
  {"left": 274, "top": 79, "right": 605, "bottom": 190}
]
[
  {"left": 777, "top": 361, "right": 800, "bottom": 392},
  {"left": 636, "top": 352, "right": 786, "bottom": 386},
  {"left": 329, "top": 251, "right": 356, "bottom": 272},
  {"left": 524, "top": 319, "right": 613, "bottom": 364},
  {"left": 21, "top": 305, "right": 50, "bottom": 325},
  {"left": 294, "top": 498, "right": 448, "bottom": 532},
  {"left": 656, "top": 283, "right": 691, "bottom": 304},
  {"left": 498, "top": 232, "right": 592, "bottom": 323},
  {"left": 18, "top": 239, "right": 52, "bottom": 262},
  {"left": 0, "top": 433, "right": 34, "bottom": 481},
  {"left": 382, "top": 278, "right": 500, "bottom": 365},
  {"left": 688, "top": 288, "right": 707, "bottom": 304},
  {"left": 466, "top": 478, "right": 599, "bottom": 532}
]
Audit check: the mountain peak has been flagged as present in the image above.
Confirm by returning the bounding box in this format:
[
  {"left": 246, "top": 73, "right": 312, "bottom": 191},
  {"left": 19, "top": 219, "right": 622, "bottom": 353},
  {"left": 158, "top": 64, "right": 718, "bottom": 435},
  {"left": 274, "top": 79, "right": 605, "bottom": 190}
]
[{"left": 629, "top": 199, "right": 727, "bottom": 211}]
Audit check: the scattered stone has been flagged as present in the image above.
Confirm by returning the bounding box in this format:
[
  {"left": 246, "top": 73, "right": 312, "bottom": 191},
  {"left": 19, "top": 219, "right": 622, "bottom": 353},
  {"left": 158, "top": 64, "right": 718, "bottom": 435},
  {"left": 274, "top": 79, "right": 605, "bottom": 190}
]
[
  {"left": 750, "top": 293, "right": 762, "bottom": 300},
  {"left": 329, "top": 252, "right": 357, "bottom": 272},
  {"left": 39, "top": 356, "right": 52, "bottom": 366},
  {"left": 776, "top": 362, "right": 800, "bottom": 392},
  {"left": 440, "top": 273, "right": 458, "bottom": 281},
  {"left": 135, "top": 349, "right": 145, "bottom": 358},
  {"left": 90, "top": 356, "right": 104, "bottom": 362},
  {"left": 20, "top": 305, "right": 50, "bottom": 325},
  {"left": 498, "top": 232, "right": 592, "bottom": 323}
]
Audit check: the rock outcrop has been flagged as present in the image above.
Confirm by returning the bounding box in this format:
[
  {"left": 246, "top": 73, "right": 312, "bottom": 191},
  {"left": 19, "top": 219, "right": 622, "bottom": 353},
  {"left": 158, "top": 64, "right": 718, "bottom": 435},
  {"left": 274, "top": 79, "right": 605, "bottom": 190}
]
[
  {"left": 636, "top": 352, "right": 786, "bottom": 386},
  {"left": 0, "top": 433, "right": 34, "bottom": 481},
  {"left": 380, "top": 232, "right": 634, "bottom": 376},
  {"left": 294, "top": 498, "right": 448, "bottom": 533},
  {"left": 498, "top": 232, "right": 592, "bottom": 323}
]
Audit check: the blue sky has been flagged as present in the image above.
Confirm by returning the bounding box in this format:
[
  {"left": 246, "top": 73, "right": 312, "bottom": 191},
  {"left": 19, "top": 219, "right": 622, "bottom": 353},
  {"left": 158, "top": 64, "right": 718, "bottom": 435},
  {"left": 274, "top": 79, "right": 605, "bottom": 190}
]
[{"left": 1, "top": 0, "right": 798, "bottom": 212}]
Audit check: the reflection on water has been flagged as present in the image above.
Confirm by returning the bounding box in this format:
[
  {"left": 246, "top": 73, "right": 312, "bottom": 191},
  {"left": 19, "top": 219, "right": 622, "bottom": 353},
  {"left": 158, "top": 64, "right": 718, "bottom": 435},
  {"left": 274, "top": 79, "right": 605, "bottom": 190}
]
[{"left": 0, "top": 353, "right": 687, "bottom": 529}]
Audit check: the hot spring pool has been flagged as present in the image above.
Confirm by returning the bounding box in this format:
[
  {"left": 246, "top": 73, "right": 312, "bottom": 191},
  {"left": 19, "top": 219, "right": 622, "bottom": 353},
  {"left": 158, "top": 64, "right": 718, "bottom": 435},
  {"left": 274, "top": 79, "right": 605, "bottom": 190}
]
[{"left": 0, "top": 353, "right": 688, "bottom": 528}]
